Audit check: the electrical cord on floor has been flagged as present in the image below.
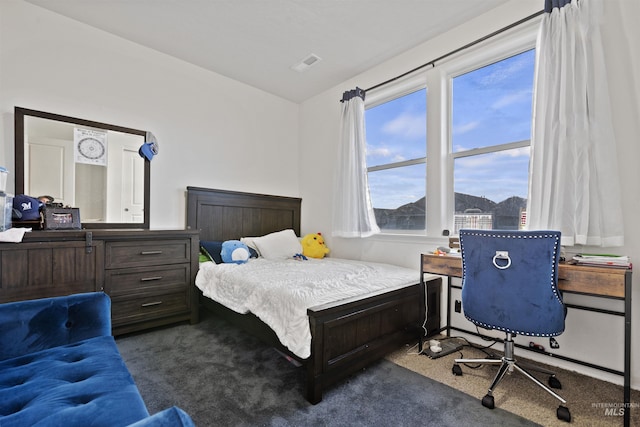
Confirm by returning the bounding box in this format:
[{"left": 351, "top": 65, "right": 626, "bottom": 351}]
[
  {"left": 406, "top": 324, "right": 501, "bottom": 361},
  {"left": 405, "top": 341, "right": 424, "bottom": 356},
  {"left": 446, "top": 333, "right": 501, "bottom": 369},
  {"left": 404, "top": 335, "right": 459, "bottom": 356}
]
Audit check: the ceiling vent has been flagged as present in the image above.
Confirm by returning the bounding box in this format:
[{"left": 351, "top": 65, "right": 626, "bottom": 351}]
[{"left": 291, "top": 53, "right": 322, "bottom": 72}]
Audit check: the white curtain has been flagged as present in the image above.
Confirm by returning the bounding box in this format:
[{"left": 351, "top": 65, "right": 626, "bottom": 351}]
[
  {"left": 527, "top": 0, "right": 624, "bottom": 247},
  {"left": 332, "top": 88, "right": 380, "bottom": 238}
]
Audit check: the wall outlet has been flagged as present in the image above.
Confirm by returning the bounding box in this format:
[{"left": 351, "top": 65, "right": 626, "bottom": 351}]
[{"left": 454, "top": 300, "right": 462, "bottom": 313}]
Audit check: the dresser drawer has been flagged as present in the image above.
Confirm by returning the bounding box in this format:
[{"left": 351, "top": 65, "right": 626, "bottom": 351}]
[
  {"left": 105, "top": 239, "right": 190, "bottom": 268},
  {"left": 105, "top": 264, "right": 189, "bottom": 295},
  {"left": 111, "top": 290, "right": 190, "bottom": 326},
  {"left": 0, "top": 240, "right": 103, "bottom": 303}
]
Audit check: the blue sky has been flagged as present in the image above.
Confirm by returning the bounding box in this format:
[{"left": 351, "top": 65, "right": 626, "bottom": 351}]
[{"left": 366, "top": 49, "right": 535, "bottom": 210}]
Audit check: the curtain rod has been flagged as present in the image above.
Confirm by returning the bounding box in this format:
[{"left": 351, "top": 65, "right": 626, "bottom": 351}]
[{"left": 362, "top": 9, "right": 544, "bottom": 94}]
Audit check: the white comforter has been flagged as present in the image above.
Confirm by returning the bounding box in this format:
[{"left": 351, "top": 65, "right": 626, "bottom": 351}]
[{"left": 195, "top": 257, "right": 419, "bottom": 359}]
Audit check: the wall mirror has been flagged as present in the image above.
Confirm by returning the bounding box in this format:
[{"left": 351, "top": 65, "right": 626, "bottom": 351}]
[{"left": 14, "top": 107, "right": 150, "bottom": 229}]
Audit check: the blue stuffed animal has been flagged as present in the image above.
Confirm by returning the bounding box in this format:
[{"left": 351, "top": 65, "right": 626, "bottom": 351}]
[{"left": 221, "top": 240, "right": 251, "bottom": 264}]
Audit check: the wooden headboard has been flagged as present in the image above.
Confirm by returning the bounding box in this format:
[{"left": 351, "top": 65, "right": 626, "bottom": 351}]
[{"left": 186, "top": 187, "right": 301, "bottom": 241}]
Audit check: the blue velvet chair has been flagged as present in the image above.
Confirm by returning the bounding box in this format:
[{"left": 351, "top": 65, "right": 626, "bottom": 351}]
[
  {"left": 452, "top": 230, "right": 571, "bottom": 422},
  {"left": 0, "top": 292, "right": 195, "bottom": 427}
]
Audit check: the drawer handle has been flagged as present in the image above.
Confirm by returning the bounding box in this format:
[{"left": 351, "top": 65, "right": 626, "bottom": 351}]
[
  {"left": 140, "top": 250, "right": 163, "bottom": 255},
  {"left": 141, "top": 301, "right": 163, "bottom": 307},
  {"left": 140, "top": 276, "right": 163, "bottom": 282}
]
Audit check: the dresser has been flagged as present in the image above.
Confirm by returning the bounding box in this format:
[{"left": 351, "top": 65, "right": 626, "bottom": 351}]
[{"left": 0, "top": 229, "right": 199, "bottom": 335}]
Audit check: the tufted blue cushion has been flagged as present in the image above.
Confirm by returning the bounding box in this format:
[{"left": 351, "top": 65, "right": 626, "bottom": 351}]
[
  {"left": 0, "top": 292, "right": 194, "bottom": 426},
  {"left": 0, "top": 292, "right": 112, "bottom": 361},
  {"left": 0, "top": 335, "right": 149, "bottom": 427},
  {"left": 459, "top": 229, "right": 565, "bottom": 337}
]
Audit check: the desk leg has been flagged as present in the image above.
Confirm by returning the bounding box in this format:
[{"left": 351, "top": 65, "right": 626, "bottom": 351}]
[
  {"left": 624, "top": 271, "right": 631, "bottom": 427},
  {"left": 446, "top": 276, "right": 453, "bottom": 337}
]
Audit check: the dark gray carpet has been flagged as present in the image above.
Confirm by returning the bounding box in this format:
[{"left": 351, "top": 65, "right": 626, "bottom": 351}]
[{"left": 116, "top": 310, "right": 540, "bottom": 427}]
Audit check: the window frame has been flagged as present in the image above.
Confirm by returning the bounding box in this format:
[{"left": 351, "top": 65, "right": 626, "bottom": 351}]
[
  {"left": 364, "top": 20, "right": 539, "bottom": 239},
  {"left": 365, "top": 76, "right": 427, "bottom": 235},
  {"left": 440, "top": 25, "right": 538, "bottom": 236}
]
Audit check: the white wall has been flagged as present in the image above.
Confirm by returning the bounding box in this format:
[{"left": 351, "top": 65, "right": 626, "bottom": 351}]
[
  {"left": 299, "top": 0, "right": 640, "bottom": 389},
  {"left": 0, "top": 0, "right": 300, "bottom": 229}
]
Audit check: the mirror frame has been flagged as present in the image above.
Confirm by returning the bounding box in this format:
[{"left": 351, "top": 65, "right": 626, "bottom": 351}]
[{"left": 14, "top": 106, "right": 150, "bottom": 229}]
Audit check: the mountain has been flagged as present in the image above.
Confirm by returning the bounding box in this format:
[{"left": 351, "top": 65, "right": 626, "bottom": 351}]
[
  {"left": 455, "top": 193, "right": 496, "bottom": 213},
  {"left": 373, "top": 193, "right": 527, "bottom": 230},
  {"left": 373, "top": 197, "right": 425, "bottom": 230}
]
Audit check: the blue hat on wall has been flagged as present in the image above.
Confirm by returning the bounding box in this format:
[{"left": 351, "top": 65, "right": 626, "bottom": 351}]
[{"left": 139, "top": 131, "right": 159, "bottom": 161}]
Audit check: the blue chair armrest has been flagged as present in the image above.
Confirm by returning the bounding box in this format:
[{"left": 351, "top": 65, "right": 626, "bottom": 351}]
[
  {"left": 127, "top": 407, "right": 195, "bottom": 427},
  {"left": 0, "top": 292, "right": 112, "bottom": 361}
]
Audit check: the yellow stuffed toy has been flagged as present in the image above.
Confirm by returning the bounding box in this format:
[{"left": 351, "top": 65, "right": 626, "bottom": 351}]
[{"left": 301, "top": 232, "right": 330, "bottom": 259}]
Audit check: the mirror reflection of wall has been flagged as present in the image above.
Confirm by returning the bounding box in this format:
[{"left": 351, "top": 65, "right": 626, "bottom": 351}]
[
  {"left": 75, "top": 163, "right": 106, "bottom": 222},
  {"left": 22, "top": 113, "right": 146, "bottom": 225}
]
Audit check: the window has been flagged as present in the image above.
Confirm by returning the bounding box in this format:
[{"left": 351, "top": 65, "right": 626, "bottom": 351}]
[
  {"left": 365, "top": 88, "right": 426, "bottom": 231},
  {"left": 451, "top": 49, "right": 535, "bottom": 233},
  {"left": 364, "top": 23, "right": 537, "bottom": 236}
]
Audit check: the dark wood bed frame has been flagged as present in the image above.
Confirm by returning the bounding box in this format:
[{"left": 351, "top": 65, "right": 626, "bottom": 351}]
[{"left": 186, "top": 186, "right": 441, "bottom": 403}]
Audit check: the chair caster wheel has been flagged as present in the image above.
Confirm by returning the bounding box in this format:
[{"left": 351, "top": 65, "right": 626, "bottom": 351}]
[
  {"left": 452, "top": 364, "right": 463, "bottom": 376},
  {"left": 481, "top": 394, "right": 495, "bottom": 409},
  {"left": 549, "top": 375, "right": 562, "bottom": 389},
  {"left": 557, "top": 405, "right": 571, "bottom": 422}
]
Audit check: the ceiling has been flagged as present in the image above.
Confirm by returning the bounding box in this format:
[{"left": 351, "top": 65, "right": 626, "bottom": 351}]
[{"left": 25, "top": 0, "right": 511, "bottom": 103}]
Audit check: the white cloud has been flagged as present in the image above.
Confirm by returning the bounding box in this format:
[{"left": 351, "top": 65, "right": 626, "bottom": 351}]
[
  {"left": 453, "top": 120, "right": 480, "bottom": 135},
  {"left": 495, "top": 146, "right": 530, "bottom": 158},
  {"left": 366, "top": 146, "right": 406, "bottom": 163},
  {"left": 382, "top": 112, "right": 425, "bottom": 138},
  {"left": 367, "top": 146, "right": 391, "bottom": 157},
  {"left": 480, "top": 54, "right": 532, "bottom": 85},
  {"left": 492, "top": 89, "right": 532, "bottom": 110}
]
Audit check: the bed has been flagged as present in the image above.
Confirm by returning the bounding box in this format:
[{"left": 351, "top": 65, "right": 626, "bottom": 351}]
[{"left": 186, "top": 186, "right": 441, "bottom": 403}]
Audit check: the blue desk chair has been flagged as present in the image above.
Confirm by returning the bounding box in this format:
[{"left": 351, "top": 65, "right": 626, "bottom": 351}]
[{"left": 452, "top": 229, "right": 571, "bottom": 422}]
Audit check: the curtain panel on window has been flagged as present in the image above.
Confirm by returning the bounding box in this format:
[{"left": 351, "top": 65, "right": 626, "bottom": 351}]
[
  {"left": 332, "top": 88, "right": 380, "bottom": 238},
  {"left": 527, "top": 0, "right": 624, "bottom": 247}
]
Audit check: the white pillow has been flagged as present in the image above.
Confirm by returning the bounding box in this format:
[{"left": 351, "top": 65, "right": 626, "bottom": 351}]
[
  {"left": 252, "top": 229, "right": 301, "bottom": 260},
  {"left": 240, "top": 237, "right": 261, "bottom": 256}
]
